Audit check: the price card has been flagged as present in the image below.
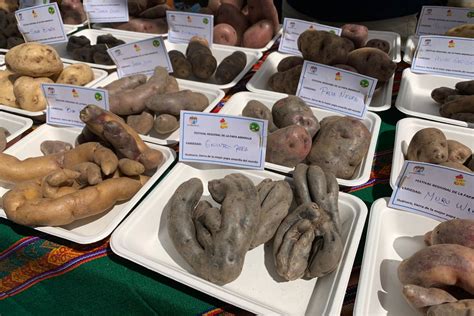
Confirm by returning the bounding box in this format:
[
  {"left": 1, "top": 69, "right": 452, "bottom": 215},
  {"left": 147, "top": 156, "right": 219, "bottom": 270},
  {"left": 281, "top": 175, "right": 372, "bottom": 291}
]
[
  {"left": 389, "top": 161, "right": 473, "bottom": 221},
  {"left": 295, "top": 61, "right": 376, "bottom": 119},
  {"left": 411, "top": 35, "right": 474, "bottom": 78},
  {"left": 20, "top": 0, "right": 49, "bottom": 9},
  {"left": 416, "top": 6, "right": 474, "bottom": 36},
  {"left": 278, "top": 18, "right": 342, "bottom": 55},
  {"left": 167, "top": 11, "right": 213, "bottom": 45},
  {"left": 107, "top": 37, "right": 172, "bottom": 78},
  {"left": 43, "top": 84, "right": 109, "bottom": 128},
  {"left": 83, "top": 0, "right": 129, "bottom": 23},
  {"left": 179, "top": 111, "right": 268, "bottom": 170},
  {"left": 15, "top": 3, "right": 67, "bottom": 44}
]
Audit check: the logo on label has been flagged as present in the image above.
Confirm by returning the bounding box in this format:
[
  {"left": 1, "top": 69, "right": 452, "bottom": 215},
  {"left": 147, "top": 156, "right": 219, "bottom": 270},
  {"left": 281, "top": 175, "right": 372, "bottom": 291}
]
[
  {"left": 18, "top": 13, "right": 23, "bottom": 20},
  {"left": 360, "top": 79, "right": 370, "bottom": 88},
  {"left": 423, "top": 39, "right": 432, "bottom": 46},
  {"left": 32, "top": 9, "right": 38, "bottom": 18},
  {"left": 187, "top": 16, "right": 192, "bottom": 23},
  {"left": 468, "top": 11, "right": 474, "bottom": 18},
  {"left": 202, "top": 17, "right": 209, "bottom": 25},
  {"left": 411, "top": 166, "right": 425, "bottom": 175},
  {"left": 448, "top": 40, "right": 455, "bottom": 48},
  {"left": 72, "top": 89, "right": 79, "bottom": 98},
  {"left": 219, "top": 118, "right": 228, "bottom": 129},
  {"left": 48, "top": 6, "right": 55, "bottom": 14},
  {"left": 47, "top": 87, "right": 55, "bottom": 94},
  {"left": 152, "top": 40, "right": 160, "bottom": 47},
  {"left": 249, "top": 122, "right": 260, "bottom": 132},
  {"left": 134, "top": 44, "right": 141, "bottom": 52},
  {"left": 94, "top": 93, "right": 103, "bottom": 101},
  {"left": 289, "top": 21, "right": 295, "bottom": 28},
  {"left": 447, "top": 9, "right": 452, "bottom": 16},
  {"left": 454, "top": 174, "right": 465, "bottom": 186},
  {"left": 114, "top": 48, "right": 122, "bottom": 56},
  {"left": 426, "top": 8, "right": 432, "bottom": 15},
  {"left": 309, "top": 65, "right": 318, "bottom": 74},
  {"left": 188, "top": 116, "right": 198, "bottom": 125},
  {"left": 335, "top": 72, "right": 342, "bottom": 81},
  {"left": 170, "top": 14, "right": 176, "bottom": 21}
]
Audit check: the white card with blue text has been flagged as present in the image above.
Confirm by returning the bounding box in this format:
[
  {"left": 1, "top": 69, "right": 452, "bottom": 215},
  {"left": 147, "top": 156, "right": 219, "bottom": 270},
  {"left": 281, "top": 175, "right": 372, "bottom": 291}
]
[
  {"left": 179, "top": 111, "right": 267, "bottom": 170},
  {"left": 278, "top": 18, "right": 342, "bottom": 55},
  {"left": 167, "top": 11, "right": 213, "bottom": 45},
  {"left": 389, "top": 161, "right": 473, "bottom": 221},
  {"left": 15, "top": 3, "right": 67, "bottom": 44},
  {"left": 83, "top": 0, "right": 129, "bottom": 23},
  {"left": 43, "top": 84, "right": 109, "bottom": 128},
  {"left": 416, "top": 6, "right": 474, "bottom": 36},
  {"left": 411, "top": 35, "right": 474, "bottom": 78},
  {"left": 20, "top": 0, "right": 49, "bottom": 9},
  {"left": 107, "top": 37, "right": 172, "bottom": 78},
  {"left": 295, "top": 61, "right": 376, "bottom": 119}
]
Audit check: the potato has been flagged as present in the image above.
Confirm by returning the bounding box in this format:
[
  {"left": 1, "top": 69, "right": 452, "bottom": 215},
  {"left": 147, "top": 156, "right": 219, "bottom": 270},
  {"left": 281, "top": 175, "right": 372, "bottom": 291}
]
[
  {"left": 56, "top": 64, "right": 94, "bottom": 86},
  {"left": 333, "top": 64, "right": 358, "bottom": 73},
  {"left": 67, "top": 36, "right": 91, "bottom": 53},
  {"left": 406, "top": 128, "right": 448, "bottom": 163},
  {"left": 439, "top": 161, "right": 472, "bottom": 172},
  {"left": 431, "top": 87, "right": 458, "bottom": 104},
  {"left": 92, "top": 45, "right": 115, "bottom": 65},
  {"left": 186, "top": 39, "right": 217, "bottom": 80},
  {"left": 114, "top": 18, "right": 168, "bottom": 34},
  {"left": 365, "top": 39, "right": 391, "bottom": 54},
  {"left": 455, "top": 80, "right": 474, "bottom": 95},
  {"left": 246, "top": 0, "right": 279, "bottom": 33},
  {"left": 242, "top": 100, "right": 278, "bottom": 132},
  {"left": 272, "top": 96, "right": 320, "bottom": 138},
  {"left": 96, "top": 34, "right": 125, "bottom": 48},
  {"left": 169, "top": 50, "right": 192, "bottom": 79},
  {"left": 427, "top": 300, "right": 474, "bottom": 316},
  {"left": 298, "top": 30, "right": 354, "bottom": 65},
  {"left": 447, "top": 139, "right": 472, "bottom": 164},
  {"left": 60, "top": 0, "right": 87, "bottom": 24},
  {"left": 104, "top": 74, "right": 147, "bottom": 94},
  {"left": 138, "top": 4, "right": 170, "bottom": 19},
  {"left": 118, "top": 158, "right": 145, "bottom": 176},
  {"left": 424, "top": 219, "right": 474, "bottom": 248},
  {"left": 40, "top": 141, "right": 73, "bottom": 156},
  {"left": 439, "top": 95, "right": 474, "bottom": 120},
  {"left": 268, "top": 64, "right": 302, "bottom": 95},
  {"left": 347, "top": 47, "right": 396, "bottom": 82},
  {"left": 146, "top": 90, "right": 209, "bottom": 116},
  {"left": 71, "top": 46, "right": 94, "bottom": 63},
  {"left": 242, "top": 19, "right": 274, "bottom": 48},
  {"left": 126, "top": 111, "right": 154, "bottom": 135},
  {"left": 266, "top": 125, "right": 312, "bottom": 167},
  {"left": 5, "top": 43, "right": 63, "bottom": 78},
  {"left": 306, "top": 116, "right": 371, "bottom": 179},
  {"left": 215, "top": 51, "right": 246, "bottom": 84},
  {"left": 0, "top": 127, "right": 8, "bottom": 152},
  {"left": 213, "top": 23, "right": 239, "bottom": 46},
  {"left": 0, "top": 0, "right": 17, "bottom": 13},
  {"left": 13, "top": 76, "right": 54, "bottom": 112},
  {"left": 445, "top": 23, "right": 474, "bottom": 38},
  {"left": 341, "top": 24, "right": 368, "bottom": 48},
  {"left": 128, "top": 0, "right": 147, "bottom": 16},
  {"left": 216, "top": 3, "right": 249, "bottom": 44},
  {"left": 277, "top": 56, "right": 304, "bottom": 72},
  {"left": 153, "top": 114, "right": 179, "bottom": 135},
  {"left": 0, "top": 70, "right": 19, "bottom": 107}
]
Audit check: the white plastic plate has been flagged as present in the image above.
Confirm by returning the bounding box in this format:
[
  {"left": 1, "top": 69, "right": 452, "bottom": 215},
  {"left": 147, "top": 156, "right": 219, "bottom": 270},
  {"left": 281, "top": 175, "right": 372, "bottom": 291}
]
[
  {"left": 246, "top": 51, "right": 395, "bottom": 112},
  {"left": 0, "top": 124, "right": 176, "bottom": 244},
  {"left": 0, "top": 55, "right": 4, "bottom": 65},
  {"left": 219, "top": 92, "right": 381, "bottom": 187},
  {"left": 111, "top": 162, "right": 368, "bottom": 316},
  {"left": 354, "top": 197, "right": 441, "bottom": 316},
  {"left": 92, "top": 23, "right": 168, "bottom": 38},
  {"left": 51, "top": 28, "right": 155, "bottom": 70},
  {"left": 0, "top": 111, "right": 33, "bottom": 142},
  {"left": 390, "top": 117, "right": 474, "bottom": 189},
  {"left": 93, "top": 72, "right": 225, "bottom": 145},
  {"left": 395, "top": 68, "right": 471, "bottom": 128},
  {"left": 403, "top": 35, "right": 418, "bottom": 65},
  {"left": 0, "top": 64, "right": 108, "bottom": 118}
]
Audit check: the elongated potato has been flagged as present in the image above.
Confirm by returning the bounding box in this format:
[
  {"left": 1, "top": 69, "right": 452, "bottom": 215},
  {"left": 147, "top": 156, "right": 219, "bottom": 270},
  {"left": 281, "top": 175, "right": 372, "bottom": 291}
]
[
  {"left": 424, "top": 219, "right": 474, "bottom": 249},
  {"left": 145, "top": 90, "right": 209, "bottom": 116},
  {"left": 215, "top": 51, "right": 246, "bottom": 84},
  {"left": 169, "top": 50, "right": 192, "bottom": 79},
  {"left": 186, "top": 38, "right": 217, "bottom": 80},
  {"left": 347, "top": 47, "right": 396, "bottom": 82}
]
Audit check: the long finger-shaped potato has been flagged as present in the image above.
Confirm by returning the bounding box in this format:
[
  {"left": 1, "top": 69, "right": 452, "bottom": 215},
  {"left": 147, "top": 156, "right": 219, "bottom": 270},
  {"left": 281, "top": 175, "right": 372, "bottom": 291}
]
[
  {"left": 104, "top": 74, "right": 147, "bottom": 95},
  {"left": 426, "top": 299, "right": 474, "bottom": 316},
  {"left": 145, "top": 90, "right": 209, "bottom": 116},
  {"left": 193, "top": 200, "right": 217, "bottom": 251},
  {"left": 293, "top": 163, "right": 312, "bottom": 205},
  {"left": 402, "top": 284, "right": 457, "bottom": 311},
  {"left": 440, "top": 95, "right": 474, "bottom": 118},
  {"left": 424, "top": 219, "right": 474, "bottom": 248}
]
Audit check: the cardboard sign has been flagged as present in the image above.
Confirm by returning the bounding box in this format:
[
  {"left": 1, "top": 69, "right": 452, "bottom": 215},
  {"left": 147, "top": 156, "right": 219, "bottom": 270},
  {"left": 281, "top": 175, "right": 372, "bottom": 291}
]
[
  {"left": 83, "top": 0, "right": 129, "bottom": 23},
  {"left": 167, "top": 11, "right": 213, "bottom": 45},
  {"left": 416, "top": 5, "right": 474, "bottom": 36}
]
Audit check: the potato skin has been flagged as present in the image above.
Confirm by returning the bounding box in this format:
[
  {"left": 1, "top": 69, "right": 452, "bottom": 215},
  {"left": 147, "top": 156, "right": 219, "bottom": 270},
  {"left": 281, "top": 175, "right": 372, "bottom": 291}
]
[
  {"left": 145, "top": 90, "right": 209, "bottom": 116},
  {"left": 215, "top": 51, "right": 246, "bottom": 84},
  {"left": 6, "top": 43, "right": 63, "bottom": 78},
  {"left": 126, "top": 111, "right": 154, "bottom": 135},
  {"left": 440, "top": 95, "right": 474, "bottom": 120},
  {"left": 242, "top": 100, "right": 278, "bottom": 132},
  {"left": 427, "top": 300, "right": 474, "bottom": 316},
  {"left": 365, "top": 39, "right": 391, "bottom": 54},
  {"left": 114, "top": 18, "right": 168, "bottom": 34},
  {"left": 153, "top": 114, "right": 179, "bottom": 135},
  {"left": 447, "top": 139, "right": 472, "bottom": 164},
  {"left": 168, "top": 50, "right": 192, "bottom": 79},
  {"left": 246, "top": 0, "right": 279, "bottom": 33},
  {"left": 272, "top": 96, "right": 320, "bottom": 138},
  {"left": 186, "top": 39, "right": 217, "bottom": 80},
  {"left": 213, "top": 23, "right": 239, "bottom": 46},
  {"left": 268, "top": 64, "right": 302, "bottom": 95},
  {"left": 0, "top": 70, "right": 19, "bottom": 107},
  {"left": 455, "top": 80, "right": 474, "bottom": 95},
  {"left": 406, "top": 128, "right": 448, "bottom": 164},
  {"left": 13, "top": 76, "right": 54, "bottom": 112},
  {"left": 266, "top": 125, "right": 312, "bottom": 167},
  {"left": 56, "top": 64, "right": 94, "bottom": 86},
  {"left": 424, "top": 219, "right": 474, "bottom": 249},
  {"left": 431, "top": 87, "right": 458, "bottom": 104},
  {"left": 341, "top": 24, "right": 368, "bottom": 48},
  {"left": 216, "top": 3, "right": 249, "bottom": 44},
  {"left": 277, "top": 56, "right": 304, "bottom": 72},
  {"left": 298, "top": 30, "right": 354, "bottom": 65},
  {"left": 242, "top": 19, "right": 274, "bottom": 49},
  {"left": 347, "top": 47, "right": 396, "bottom": 82}
]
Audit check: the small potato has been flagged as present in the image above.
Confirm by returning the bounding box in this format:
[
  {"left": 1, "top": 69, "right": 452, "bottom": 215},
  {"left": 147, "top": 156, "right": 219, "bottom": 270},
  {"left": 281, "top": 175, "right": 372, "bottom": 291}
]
[
  {"left": 126, "top": 111, "right": 154, "bottom": 135},
  {"left": 447, "top": 139, "right": 472, "bottom": 164},
  {"left": 40, "top": 141, "right": 73, "bottom": 155},
  {"left": 0, "top": 70, "right": 19, "bottom": 107},
  {"left": 67, "top": 35, "right": 91, "bottom": 53},
  {"left": 365, "top": 39, "right": 391, "bottom": 54},
  {"left": 341, "top": 24, "right": 368, "bottom": 48},
  {"left": 347, "top": 47, "right": 396, "bottom": 82},
  {"left": 298, "top": 30, "right": 354, "bottom": 65},
  {"left": 215, "top": 51, "right": 247, "bottom": 84},
  {"left": 242, "top": 100, "right": 278, "bottom": 132},
  {"left": 213, "top": 23, "right": 238, "bottom": 46},
  {"left": 5, "top": 43, "right": 63, "bottom": 78},
  {"left": 266, "top": 125, "right": 312, "bottom": 167},
  {"left": 13, "top": 76, "right": 54, "bottom": 112},
  {"left": 246, "top": 0, "right": 279, "bottom": 33},
  {"left": 431, "top": 87, "right": 458, "bottom": 104},
  {"left": 146, "top": 90, "right": 209, "bottom": 116},
  {"left": 216, "top": 3, "right": 249, "bottom": 44},
  {"left": 455, "top": 80, "right": 474, "bottom": 95},
  {"left": 153, "top": 114, "right": 179, "bottom": 134},
  {"left": 406, "top": 128, "right": 448, "bottom": 164},
  {"left": 268, "top": 65, "right": 302, "bottom": 95},
  {"left": 242, "top": 19, "right": 274, "bottom": 49},
  {"left": 272, "top": 96, "right": 320, "bottom": 138},
  {"left": 56, "top": 64, "right": 94, "bottom": 86},
  {"left": 445, "top": 23, "right": 474, "bottom": 39},
  {"left": 118, "top": 158, "right": 145, "bottom": 176},
  {"left": 277, "top": 56, "right": 304, "bottom": 72},
  {"left": 169, "top": 50, "right": 192, "bottom": 79}
]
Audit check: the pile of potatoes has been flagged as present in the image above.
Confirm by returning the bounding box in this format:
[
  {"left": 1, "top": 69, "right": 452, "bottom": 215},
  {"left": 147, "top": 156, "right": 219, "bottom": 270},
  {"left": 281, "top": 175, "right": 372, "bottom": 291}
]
[
  {"left": 406, "top": 127, "right": 473, "bottom": 172},
  {"left": 167, "top": 163, "right": 342, "bottom": 285},
  {"left": 0, "top": 10, "right": 25, "bottom": 49},
  {"left": 269, "top": 25, "right": 396, "bottom": 95},
  {"left": 431, "top": 80, "right": 474, "bottom": 123},
  {"left": 0, "top": 43, "right": 96, "bottom": 112},
  {"left": 168, "top": 36, "right": 247, "bottom": 84},
  {"left": 398, "top": 219, "right": 474, "bottom": 315},
  {"left": 242, "top": 95, "right": 371, "bottom": 179},
  {"left": 99, "top": 66, "right": 210, "bottom": 137},
  {"left": 66, "top": 34, "right": 126, "bottom": 65}
]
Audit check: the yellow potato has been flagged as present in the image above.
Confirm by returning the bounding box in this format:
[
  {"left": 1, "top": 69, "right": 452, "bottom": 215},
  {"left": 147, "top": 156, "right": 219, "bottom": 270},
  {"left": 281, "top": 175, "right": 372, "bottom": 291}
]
[
  {"left": 56, "top": 64, "right": 94, "bottom": 86},
  {"left": 13, "top": 76, "right": 54, "bottom": 112}
]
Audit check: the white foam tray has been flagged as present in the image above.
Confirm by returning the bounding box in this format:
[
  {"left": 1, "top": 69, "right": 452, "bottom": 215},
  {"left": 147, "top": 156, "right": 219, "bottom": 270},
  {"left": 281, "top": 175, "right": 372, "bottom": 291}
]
[
  {"left": 93, "top": 72, "right": 225, "bottom": 145},
  {"left": 0, "top": 124, "right": 176, "bottom": 244},
  {"left": 51, "top": 28, "right": 155, "bottom": 70},
  {"left": 368, "top": 30, "right": 401, "bottom": 62},
  {"left": 354, "top": 197, "right": 442, "bottom": 316},
  {"left": 93, "top": 23, "right": 168, "bottom": 38},
  {"left": 219, "top": 92, "right": 381, "bottom": 187},
  {"left": 0, "top": 55, "right": 4, "bottom": 65},
  {"left": 0, "top": 64, "right": 108, "bottom": 118},
  {"left": 403, "top": 35, "right": 418, "bottom": 64},
  {"left": 395, "top": 68, "right": 472, "bottom": 128},
  {"left": 390, "top": 117, "right": 474, "bottom": 189},
  {"left": 0, "top": 111, "right": 33, "bottom": 142},
  {"left": 111, "top": 162, "right": 368, "bottom": 316},
  {"left": 246, "top": 51, "right": 395, "bottom": 112}
]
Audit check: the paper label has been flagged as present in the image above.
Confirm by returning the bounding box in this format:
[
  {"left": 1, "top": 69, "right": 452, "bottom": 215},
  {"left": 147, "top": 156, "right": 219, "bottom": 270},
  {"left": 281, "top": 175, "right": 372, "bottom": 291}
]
[
  {"left": 15, "top": 3, "right": 67, "bottom": 44},
  {"left": 411, "top": 35, "right": 474, "bottom": 78},
  {"left": 295, "top": 61, "right": 376, "bottom": 119},
  {"left": 167, "top": 11, "right": 213, "bottom": 45},
  {"left": 43, "top": 84, "right": 109, "bottom": 128},
  {"left": 416, "top": 6, "right": 474, "bottom": 36},
  {"left": 20, "top": 0, "right": 49, "bottom": 9},
  {"left": 389, "top": 161, "right": 473, "bottom": 221},
  {"left": 83, "top": 0, "right": 129, "bottom": 23},
  {"left": 107, "top": 37, "right": 172, "bottom": 77},
  {"left": 278, "top": 18, "right": 342, "bottom": 55},
  {"left": 179, "top": 111, "right": 267, "bottom": 170}
]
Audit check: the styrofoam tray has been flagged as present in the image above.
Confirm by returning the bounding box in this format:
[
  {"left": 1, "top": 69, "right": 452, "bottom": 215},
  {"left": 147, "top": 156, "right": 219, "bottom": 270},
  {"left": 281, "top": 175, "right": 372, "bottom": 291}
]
[
  {"left": 403, "top": 35, "right": 418, "bottom": 64},
  {"left": 354, "top": 197, "right": 441, "bottom": 316},
  {"left": 0, "top": 124, "right": 176, "bottom": 244},
  {"left": 0, "top": 55, "right": 4, "bottom": 65},
  {"left": 390, "top": 117, "right": 474, "bottom": 189},
  {"left": 0, "top": 111, "right": 33, "bottom": 142},
  {"left": 111, "top": 162, "right": 368, "bottom": 315},
  {"left": 395, "top": 68, "right": 472, "bottom": 128},
  {"left": 220, "top": 92, "right": 381, "bottom": 187},
  {"left": 93, "top": 23, "right": 168, "bottom": 38},
  {"left": 367, "top": 30, "right": 401, "bottom": 62},
  {"left": 93, "top": 72, "right": 225, "bottom": 145},
  {"left": 246, "top": 51, "right": 395, "bottom": 112},
  {"left": 51, "top": 28, "right": 155, "bottom": 70},
  {"left": 0, "top": 64, "right": 108, "bottom": 118}
]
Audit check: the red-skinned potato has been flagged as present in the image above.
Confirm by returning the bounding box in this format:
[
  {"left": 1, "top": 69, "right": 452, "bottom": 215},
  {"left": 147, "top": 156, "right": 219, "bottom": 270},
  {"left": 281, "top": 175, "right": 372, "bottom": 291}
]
[
  {"left": 114, "top": 18, "right": 168, "bottom": 34},
  {"left": 341, "top": 24, "right": 368, "bottom": 48},
  {"left": 242, "top": 19, "right": 274, "bottom": 48},
  {"left": 246, "top": 0, "right": 279, "bottom": 35},
  {"left": 216, "top": 3, "right": 249, "bottom": 45},
  {"left": 266, "top": 125, "right": 312, "bottom": 167},
  {"left": 213, "top": 23, "right": 238, "bottom": 46}
]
